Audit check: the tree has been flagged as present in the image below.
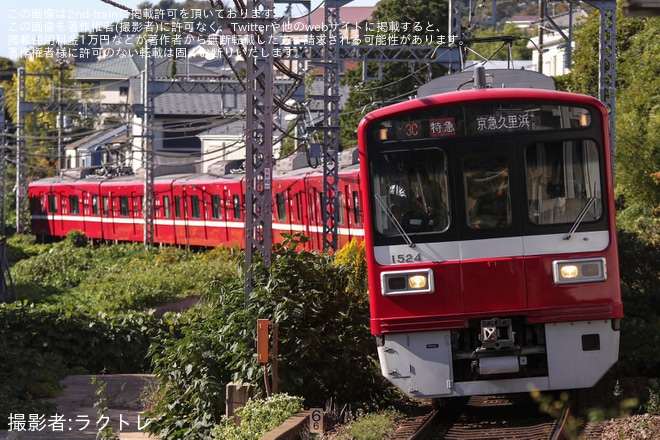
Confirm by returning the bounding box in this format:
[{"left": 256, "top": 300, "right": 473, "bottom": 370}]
[
  {"left": 561, "top": 7, "right": 660, "bottom": 230},
  {"left": 612, "top": 17, "right": 660, "bottom": 228},
  {"left": 3, "top": 51, "right": 81, "bottom": 181},
  {"left": 339, "top": 0, "right": 449, "bottom": 148},
  {"left": 469, "top": 23, "right": 534, "bottom": 62}
]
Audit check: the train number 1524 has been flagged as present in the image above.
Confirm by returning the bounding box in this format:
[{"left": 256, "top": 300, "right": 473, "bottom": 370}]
[{"left": 391, "top": 253, "right": 422, "bottom": 264}]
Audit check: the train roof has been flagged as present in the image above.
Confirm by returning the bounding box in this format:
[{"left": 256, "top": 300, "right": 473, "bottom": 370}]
[
  {"left": 359, "top": 82, "right": 607, "bottom": 129},
  {"left": 28, "top": 148, "right": 360, "bottom": 189},
  {"left": 417, "top": 69, "right": 557, "bottom": 97}
]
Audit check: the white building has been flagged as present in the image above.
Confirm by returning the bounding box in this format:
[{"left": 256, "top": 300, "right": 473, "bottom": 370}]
[{"left": 528, "top": 8, "right": 589, "bottom": 77}]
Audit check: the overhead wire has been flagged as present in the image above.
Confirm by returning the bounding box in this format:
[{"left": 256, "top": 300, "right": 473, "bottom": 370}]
[{"left": 23, "top": 0, "right": 333, "bottom": 170}]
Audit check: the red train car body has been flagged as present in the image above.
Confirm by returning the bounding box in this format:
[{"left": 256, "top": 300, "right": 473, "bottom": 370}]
[
  {"left": 357, "top": 71, "right": 622, "bottom": 398},
  {"left": 28, "top": 152, "right": 364, "bottom": 251}
]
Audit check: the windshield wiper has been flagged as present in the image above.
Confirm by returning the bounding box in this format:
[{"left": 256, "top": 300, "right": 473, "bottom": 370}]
[
  {"left": 564, "top": 197, "right": 597, "bottom": 240},
  {"left": 374, "top": 195, "right": 415, "bottom": 247}
]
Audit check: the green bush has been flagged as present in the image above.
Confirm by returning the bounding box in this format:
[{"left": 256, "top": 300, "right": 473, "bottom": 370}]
[
  {"left": 614, "top": 229, "right": 660, "bottom": 377},
  {"left": 0, "top": 342, "right": 65, "bottom": 428},
  {"left": 145, "top": 234, "right": 384, "bottom": 439},
  {"left": 11, "top": 242, "right": 241, "bottom": 312},
  {"left": 0, "top": 302, "right": 161, "bottom": 374},
  {"left": 331, "top": 409, "right": 403, "bottom": 440},
  {"left": 212, "top": 394, "right": 304, "bottom": 439}
]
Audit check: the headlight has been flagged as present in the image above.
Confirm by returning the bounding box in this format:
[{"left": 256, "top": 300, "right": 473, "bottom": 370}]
[
  {"left": 552, "top": 258, "right": 607, "bottom": 284},
  {"left": 381, "top": 269, "right": 434, "bottom": 295}
]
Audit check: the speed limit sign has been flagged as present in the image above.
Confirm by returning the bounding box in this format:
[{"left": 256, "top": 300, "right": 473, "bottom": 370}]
[{"left": 309, "top": 408, "right": 323, "bottom": 434}]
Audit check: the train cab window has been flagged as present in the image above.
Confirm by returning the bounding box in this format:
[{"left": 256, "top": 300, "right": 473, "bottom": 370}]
[
  {"left": 119, "top": 196, "right": 130, "bottom": 217},
  {"left": 191, "top": 195, "right": 201, "bottom": 219},
  {"left": 211, "top": 195, "right": 222, "bottom": 220},
  {"left": 463, "top": 153, "right": 511, "bottom": 229},
  {"left": 276, "top": 193, "right": 287, "bottom": 222},
  {"left": 371, "top": 148, "right": 450, "bottom": 235},
  {"left": 69, "top": 195, "right": 80, "bottom": 215},
  {"left": 48, "top": 195, "right": 58, "bottom": 214},
  {"left": 103, "top": 197, "right": 109, "bottom": 216},
  {"left": 526, "top": 140, "right": 603, "bottom": 225},
  {"left": 174, "top": 196, "right": 182, "bottom": 219},
  {"left": 233, "top": 195, "right": 242, "bottom": 220}
]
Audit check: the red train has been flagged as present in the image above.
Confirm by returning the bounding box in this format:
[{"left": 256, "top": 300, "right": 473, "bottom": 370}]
[
  {"left": 358, "top": 69, "right": 623, "bottom": 399},
  {"left": 29, "top": 68, "right": 622, "bottom": 400},
  {"left": 28, "top": 151, "right": 363, "bottom": 250}
]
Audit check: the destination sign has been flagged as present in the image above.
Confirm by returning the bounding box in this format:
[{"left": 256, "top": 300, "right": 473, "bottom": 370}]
[{"left": 374, "top": 102, "right": 593, "bottom": 142}]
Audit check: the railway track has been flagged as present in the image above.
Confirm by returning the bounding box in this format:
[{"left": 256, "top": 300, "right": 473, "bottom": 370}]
[{"left": 390, "top": 393, "right": 574, "bottom": 440}]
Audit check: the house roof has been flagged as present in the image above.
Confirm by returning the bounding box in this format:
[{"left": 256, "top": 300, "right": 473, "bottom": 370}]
[
  {"left": 156, "top": 92, "right": 245, "bottom": 116},
  {"left": 507, "top": 15, "right": 539, "bottom": 24},
  {"left": 547, "top": 8, "right": 589, "bottom": 28},
  {"left": 66, "top": 125, "right": 130, "bottom": 152},
  {"left": 74, "top": 54, "right": 224, "bottom": 81},
  {"left": 73, "top": 56, "right": 141, "bottom": 80}
]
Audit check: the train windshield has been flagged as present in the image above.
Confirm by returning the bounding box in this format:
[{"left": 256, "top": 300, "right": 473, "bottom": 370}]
[
  {"left": 525, "top": 140, "right": 602, "bottom": 225},
  {"left": 371, "top": 148, "right": 450, "bottom": 236},
  {"left": 464, "top": 152, "right": 512, "bottom": 229}
]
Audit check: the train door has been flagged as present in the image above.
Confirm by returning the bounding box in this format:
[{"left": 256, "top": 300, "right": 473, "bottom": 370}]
[
  {"left": 172, "top": 187, "right": 187, "bottom": 246},
  {"left": 454, "top": 141, "right": 527, "bottom": 313}
]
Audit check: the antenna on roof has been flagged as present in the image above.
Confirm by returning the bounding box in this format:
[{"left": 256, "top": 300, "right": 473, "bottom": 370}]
[{"left": 474, "top": 66, "right": 488, "bottom": 89}]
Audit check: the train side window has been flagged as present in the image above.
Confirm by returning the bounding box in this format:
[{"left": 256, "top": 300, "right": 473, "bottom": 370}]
[
  {"left": 337, "top": 192, "right": 345, "bottom": 225},
  {"left": 92, "top": 195, "right": 99, "bottom": 216},
  {"left": 463, "top": 152, "right": 511, "bottom": 229},
  {"left": 119, "top": 196, "right": 130, "bottom": 217},
  {"left": 69, "top": 195, "right": 80, "bottom": 215},
  {"left": 352, "top": 191, "right": 361, "bottom": 225},
  {"left": 174, "top": 196, "right": 182, "bottom": 218},
  {"left": 526, "top": 140, "right": 603, "bottom": 225},
  {"left": 191, "top": 195, "right": 201, "bottom": 219},
  {"left": 211, "top": 195, "right": 221, "bottom": 219},
  {"left": 233, "top": 195, "right": 241, "bottom": 220},
  {"left": 102, "top": 197, "right": 109, "bottom": 216},
  {"left": 163, "top": 196, "right": 171, "bottom": 218},
  {"left": 48, "top": 195, "right": 58, "bottom": 214},
  {"left": 295, "top": 193, "right": 302, "bottom": 222},
  {"left": 276, "top": 193, "right": 286, "bottom": 222}
]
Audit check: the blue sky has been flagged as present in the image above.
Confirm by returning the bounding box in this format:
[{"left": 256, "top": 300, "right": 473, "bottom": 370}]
[{"left": 0, "top": 0, "right": 377, "bottom": 60}]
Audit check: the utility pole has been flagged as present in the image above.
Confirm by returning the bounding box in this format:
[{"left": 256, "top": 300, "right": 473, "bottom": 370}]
[
  {"left": 538, "top": 0, "right": 545, "bottom": 74},
  {"left": 56, "top": 62, "right": 67, "bottom": 170},
  {"left": 244, "top": 0, "right": 275, "bottom": 304},
  {"left": 15, "top": 68, "right": 26, "bottom": 234},
  {"left": 316, "top": 0, "right": 350, "bottom": 252},
  {"left": 143, "top": 45, "right": 156, "bottom": 246},
  {"left": 0, "top": 85, "right": 5, "bottom": 237}
]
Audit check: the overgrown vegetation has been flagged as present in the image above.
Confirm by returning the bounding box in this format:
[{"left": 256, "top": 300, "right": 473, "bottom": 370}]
[
  {"left": 212, "top": 394, "right": 304, "bottom": 439},
  {"left": 2, "top": 224, "right": 659, "bottom": 438},
  {"left": 328, "top": 409, "right": 404, "bottom": 440},
  {"left": 1, "top": 233, "right": 386, "bottom": 437},
  {"left": 144, "top": 234, "right": 385, "bottom": 439}
]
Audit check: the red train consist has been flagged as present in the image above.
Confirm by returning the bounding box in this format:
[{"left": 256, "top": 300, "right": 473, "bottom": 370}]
[
  {"left": 29, "top": 68, "right": 622, "bottom": 400},
  {"left": 28, "top": 151, "right": 363, "bottom": 250},
  {"left": 358, "top": 69, "right": 622, "bottom": 399}
]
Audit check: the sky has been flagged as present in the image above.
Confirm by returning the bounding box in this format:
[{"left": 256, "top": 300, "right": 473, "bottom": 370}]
[{"left": 0, "top": 0, "right": 378, "bottom": 61}]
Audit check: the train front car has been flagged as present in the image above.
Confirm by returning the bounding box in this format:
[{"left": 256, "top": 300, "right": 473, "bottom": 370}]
[{"left": 358, "top": 77, "right": 623, "bottom": 399}]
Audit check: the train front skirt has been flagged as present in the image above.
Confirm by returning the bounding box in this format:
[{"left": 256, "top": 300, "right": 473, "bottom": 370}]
[{"left": 376, "top": 319, "right": 620, "bottom": 398}]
